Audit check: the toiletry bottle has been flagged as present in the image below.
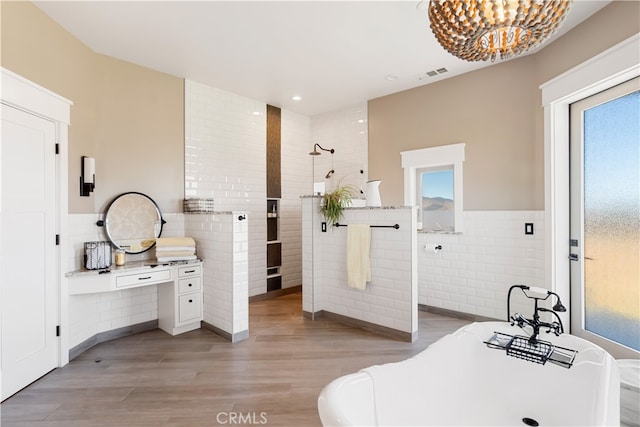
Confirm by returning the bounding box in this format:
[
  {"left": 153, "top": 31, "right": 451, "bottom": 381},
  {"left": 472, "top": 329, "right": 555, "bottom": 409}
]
[{"left": 115, "top": 249, "right": 126, "bottom": 266}]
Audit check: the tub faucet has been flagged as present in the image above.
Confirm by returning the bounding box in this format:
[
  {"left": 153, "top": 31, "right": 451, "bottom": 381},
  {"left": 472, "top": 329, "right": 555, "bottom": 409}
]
[{"left": 507, "top": 285, "right": 566, "bottom": 345}]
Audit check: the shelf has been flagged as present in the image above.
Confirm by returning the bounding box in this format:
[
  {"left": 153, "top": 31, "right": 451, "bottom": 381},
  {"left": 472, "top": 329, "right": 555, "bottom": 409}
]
[{"left": 266, "top": 197, "right": 281, "bottom": 291}]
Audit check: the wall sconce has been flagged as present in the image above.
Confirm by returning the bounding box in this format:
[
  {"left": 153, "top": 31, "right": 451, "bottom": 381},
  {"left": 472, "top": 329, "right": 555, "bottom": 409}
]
[{"left": 80, "top": 156, "right": 95, "bottom": 197}]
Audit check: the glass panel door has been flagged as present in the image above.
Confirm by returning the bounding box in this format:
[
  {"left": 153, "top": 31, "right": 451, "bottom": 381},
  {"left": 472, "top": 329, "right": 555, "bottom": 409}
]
[{"left": 569, "top": 77, "right": 640, "bottom": 359}]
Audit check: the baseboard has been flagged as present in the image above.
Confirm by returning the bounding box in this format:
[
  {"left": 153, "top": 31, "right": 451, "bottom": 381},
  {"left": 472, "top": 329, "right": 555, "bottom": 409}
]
[
  {"left": 201, "top": 321, "right": 249, "bottom": 343},
  {"left": 249, "top": 285, "right": 302, "bottom": 303},
  {"left": 303, "top": 310, "right": 325, "bottom": 320},
  {"left": 69, "top": 319, "right": 158, "bottom": 361},
  {"left": 419, "top": 304, "right": 497, "bottom": 322},
  {"left": 305, "top": 309, "right": 415, "bottom": 343}
]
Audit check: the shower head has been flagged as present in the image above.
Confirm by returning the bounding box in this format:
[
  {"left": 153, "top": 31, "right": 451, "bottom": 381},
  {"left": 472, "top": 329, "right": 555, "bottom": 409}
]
[
  {"left": 309, "top": 143, "right": 335, "bottom": 156},
  {"left": 325, "top": 169, "right": 335, "bottom": 179}
]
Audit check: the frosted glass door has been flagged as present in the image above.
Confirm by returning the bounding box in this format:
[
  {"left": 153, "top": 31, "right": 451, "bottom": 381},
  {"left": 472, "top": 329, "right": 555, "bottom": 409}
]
[{"left": 569, "top": 77, "right": 640, "bottom": 359}]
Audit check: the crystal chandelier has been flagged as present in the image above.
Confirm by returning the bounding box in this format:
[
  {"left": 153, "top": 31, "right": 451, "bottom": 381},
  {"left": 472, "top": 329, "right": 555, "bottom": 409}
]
[{"left": 428, "top": 0, "right": 573, "bottom": 62}]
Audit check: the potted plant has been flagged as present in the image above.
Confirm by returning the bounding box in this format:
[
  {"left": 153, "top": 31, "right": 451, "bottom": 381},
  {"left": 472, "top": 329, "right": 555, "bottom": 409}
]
[{"left": 320, "top": 183, "right": 356, "bottom": 226}]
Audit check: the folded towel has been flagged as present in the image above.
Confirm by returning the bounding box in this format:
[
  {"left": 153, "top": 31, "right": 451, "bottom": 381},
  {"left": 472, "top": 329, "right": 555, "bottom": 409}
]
[
  {"left": 155, "top": 246, "right": 196, "bottom": 252},
  {"left": 154, "top": 250, "right": 195, "bottom": 258},
  {"left": 347, "top": 224, "right": 371, "bottom": 290},
  {"left": 156, "top": 237, "right": 196, "bottom": 248},
  {"left": 156, "top": 255, "right": 198, "bottom": 262}
]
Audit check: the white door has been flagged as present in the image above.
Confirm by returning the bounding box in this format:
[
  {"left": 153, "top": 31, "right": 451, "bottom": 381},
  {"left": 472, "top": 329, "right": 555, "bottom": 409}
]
[
  {"left": 1, "top": 103, "right": 59, "bottom": 401},
  {"left": 569, "top": 77, "right": 640, "bottom": 360}
]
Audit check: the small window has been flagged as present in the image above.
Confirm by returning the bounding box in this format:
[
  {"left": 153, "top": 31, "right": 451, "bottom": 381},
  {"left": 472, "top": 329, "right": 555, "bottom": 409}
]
[{"left": 417, "top": 166, "right": 454, "bottom": 231}]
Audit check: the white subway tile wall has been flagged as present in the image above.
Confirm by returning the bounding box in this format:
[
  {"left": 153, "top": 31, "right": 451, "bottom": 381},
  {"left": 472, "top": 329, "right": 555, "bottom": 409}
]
[
  {"left": 66, "top": 213, "right": 184, "bottom": 348},
  {"left": 232, "top": 213, "right": 249, "bottom": 333},
  {"left": 185, "top": 80, "right": 267, "bottom": 297},
  {"left": 418, "top": 211, "right": 546, "bottom": 320},
  {"left": 185, "top": 213, "right": 248, "bottom": 336},
  {"left": 281, "top": 110, "right": 311, "bottom": 289},
  {"left": 185, "top": 83, "right": 369, "bottom": 298},
  {"left": 302, "top": 198, "right": 417, "bottom": 334},
  {"left": 310, "top": 102, "right": 369, "bottom": 195}
]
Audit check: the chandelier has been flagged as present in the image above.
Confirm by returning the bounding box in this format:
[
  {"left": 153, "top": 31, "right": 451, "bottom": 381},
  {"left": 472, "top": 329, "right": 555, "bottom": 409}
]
[{"left": 428, "top": 0, "right": 573, "bottom": 62}]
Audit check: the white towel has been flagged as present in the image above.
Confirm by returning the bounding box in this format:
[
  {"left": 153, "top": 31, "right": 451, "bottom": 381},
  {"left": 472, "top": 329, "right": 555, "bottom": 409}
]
[
  {"left": 156, "top": 255, "right": 198, "bottom": 262},
  {"left": 347, "top": 224, "right": 371, "bottom": 289},
  {"left": 156, "top": 237, "right": 196, "bottom": 248},
  {"left": 154, "top": 250, "right": 195, "bottom": 258},
  {"left": 155, "top": 246, "right": 196, "bottom": 252}
]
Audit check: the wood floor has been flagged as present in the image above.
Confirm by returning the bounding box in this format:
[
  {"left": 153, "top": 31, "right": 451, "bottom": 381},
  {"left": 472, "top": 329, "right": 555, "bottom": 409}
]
[{"left": 1, "top": 292, "right": 469, "bottom": 426}]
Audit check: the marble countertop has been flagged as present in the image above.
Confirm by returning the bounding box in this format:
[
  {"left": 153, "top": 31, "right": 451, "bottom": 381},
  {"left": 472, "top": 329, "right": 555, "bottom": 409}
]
[{"left": 66, "top": 258, "right": 202, "bottom": 277}]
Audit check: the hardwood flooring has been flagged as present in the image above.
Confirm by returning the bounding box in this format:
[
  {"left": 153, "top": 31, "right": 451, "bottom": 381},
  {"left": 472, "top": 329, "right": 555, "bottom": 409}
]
[{"left": 1, "top": 292, "right": 469, "bottom": 426}]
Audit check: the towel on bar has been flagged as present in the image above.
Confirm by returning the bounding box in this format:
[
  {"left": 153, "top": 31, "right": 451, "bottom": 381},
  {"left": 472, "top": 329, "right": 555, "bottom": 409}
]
[
  {"left": 347, "top": 224, "right": 371, "bottom": 290},
  {"left": 156, "top": 237, "right": 196, "bottom": 248}
]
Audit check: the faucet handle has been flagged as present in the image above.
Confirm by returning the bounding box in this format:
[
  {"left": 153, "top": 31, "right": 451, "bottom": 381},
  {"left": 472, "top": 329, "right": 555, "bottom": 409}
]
[
  {"left": 510, "top": 313, "right": 527, "bottom": 328},
  {"left": 545, "top": 322, "right": 562, "bottom": 336}
]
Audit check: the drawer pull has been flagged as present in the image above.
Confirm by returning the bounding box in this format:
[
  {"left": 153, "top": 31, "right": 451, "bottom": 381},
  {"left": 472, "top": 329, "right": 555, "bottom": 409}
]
[
  {"left": 189, "top": 299, "right": 193, "bottom": 303},
  {"left": 184, "top": 269, "right": 196, "bottom": 274},
  {"left": 138, "top": 276, "right": 152, "bottom": 280},
  {"left": 188, "top": 283, "right": 192, "bottom": 287}
]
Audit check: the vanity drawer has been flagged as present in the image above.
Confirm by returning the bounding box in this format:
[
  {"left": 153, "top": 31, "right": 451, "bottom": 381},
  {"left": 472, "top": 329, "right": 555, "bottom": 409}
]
[
  {"left": 178, "top": 277, "right": 201, "bottom": 294},
  {"left": 178, "top": 293, "right": 202, "bottom": 323},
  {"left": 116, "top": 268, "right": 171, "bottom": 288},
  {"left": 178, "top": 264, "right": 201, "bottom": 278}
]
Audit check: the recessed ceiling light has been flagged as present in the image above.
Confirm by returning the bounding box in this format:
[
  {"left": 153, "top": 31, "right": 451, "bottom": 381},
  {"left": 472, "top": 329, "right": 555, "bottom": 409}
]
[
  {"left": 292, "top": 95, "right": 302, "bottom": 101},
  {"left": 252, "top": 111, "right": 262, "bottom": 116},
  {"left": 385, "top": 74, "right": 399, "bottom": 81}
]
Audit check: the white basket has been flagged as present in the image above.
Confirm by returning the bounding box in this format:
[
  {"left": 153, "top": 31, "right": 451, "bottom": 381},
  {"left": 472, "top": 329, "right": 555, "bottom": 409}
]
[{"left": 84, "top": 241, "right": 112, "bottom": 270}]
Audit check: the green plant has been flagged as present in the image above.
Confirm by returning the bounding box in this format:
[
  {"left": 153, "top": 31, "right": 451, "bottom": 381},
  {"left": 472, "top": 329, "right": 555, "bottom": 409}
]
[{"left": 320, "top": 184, "right": 356, "bottom": 226}]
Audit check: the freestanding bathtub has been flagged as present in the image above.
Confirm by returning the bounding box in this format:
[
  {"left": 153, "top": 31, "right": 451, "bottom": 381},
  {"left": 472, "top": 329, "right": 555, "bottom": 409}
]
[{"left": 318, "top": 321, "right": 620, "bottom": 426}]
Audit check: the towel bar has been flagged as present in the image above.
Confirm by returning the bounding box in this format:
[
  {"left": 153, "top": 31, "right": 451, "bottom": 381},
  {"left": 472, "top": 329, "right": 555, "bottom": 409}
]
[{"left": 334, "top": 223, "right": 400, "bottom": 229}]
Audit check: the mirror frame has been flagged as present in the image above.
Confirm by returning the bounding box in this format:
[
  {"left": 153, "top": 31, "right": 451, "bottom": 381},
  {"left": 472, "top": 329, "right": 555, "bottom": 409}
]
[{"left": 103, "top": 192, "right": 165, "bottom": 254}]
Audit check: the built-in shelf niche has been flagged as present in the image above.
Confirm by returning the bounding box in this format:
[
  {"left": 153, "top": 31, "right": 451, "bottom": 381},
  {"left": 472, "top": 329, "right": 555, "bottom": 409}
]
[{"left": 266, "top": 104, "right": 282, "bottom": 292}]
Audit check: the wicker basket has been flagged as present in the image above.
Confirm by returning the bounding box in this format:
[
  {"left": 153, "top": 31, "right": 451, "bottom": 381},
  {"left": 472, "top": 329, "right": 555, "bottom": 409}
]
[{"left": 183, "top": 198, "right": 214, "bottom": 213}]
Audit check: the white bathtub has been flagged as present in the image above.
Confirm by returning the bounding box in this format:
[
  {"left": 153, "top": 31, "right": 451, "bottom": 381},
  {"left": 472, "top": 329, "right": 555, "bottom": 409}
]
[{"left": 318, "top": 321, "right": 620, "bottom": 426}]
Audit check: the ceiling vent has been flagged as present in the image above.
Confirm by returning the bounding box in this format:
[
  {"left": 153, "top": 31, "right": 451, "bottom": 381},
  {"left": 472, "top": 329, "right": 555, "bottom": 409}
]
[{"left": 419, "top": 67, "right": 449, "bottom": 80}]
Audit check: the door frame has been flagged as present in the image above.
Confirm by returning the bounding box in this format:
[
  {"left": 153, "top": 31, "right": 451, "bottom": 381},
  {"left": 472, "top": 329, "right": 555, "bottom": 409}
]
[
  {"left": 1, "top": 67, "right": 72, "bottom": 370},
  {"left": 541, "top": 34, "right": 639, "bottom": 331}
]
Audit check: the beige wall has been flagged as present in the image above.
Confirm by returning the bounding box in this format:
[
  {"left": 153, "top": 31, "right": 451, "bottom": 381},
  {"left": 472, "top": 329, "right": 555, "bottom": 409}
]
[
  {"left": 369, "top": 1, "right": 640, "bottom": 210},
  {"left": 1, "top": 1, "right": 184, "bottom": 214}
]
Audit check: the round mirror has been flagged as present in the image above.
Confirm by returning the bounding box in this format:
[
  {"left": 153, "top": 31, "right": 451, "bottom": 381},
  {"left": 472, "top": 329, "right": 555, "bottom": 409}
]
[{"left": 104, "top": 192, "right": 164, "bottom": 254}]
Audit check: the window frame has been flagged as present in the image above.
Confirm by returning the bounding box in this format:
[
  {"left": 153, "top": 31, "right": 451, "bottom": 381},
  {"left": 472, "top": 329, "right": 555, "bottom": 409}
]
[{"left": 401, "top": 143, "right": 465, "bottom": 232}]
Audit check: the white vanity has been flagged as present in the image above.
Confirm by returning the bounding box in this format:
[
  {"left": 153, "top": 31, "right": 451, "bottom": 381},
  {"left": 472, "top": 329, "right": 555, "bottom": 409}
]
[{"left": 67, "top": 259, "right": 203, "bottom": 336}]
